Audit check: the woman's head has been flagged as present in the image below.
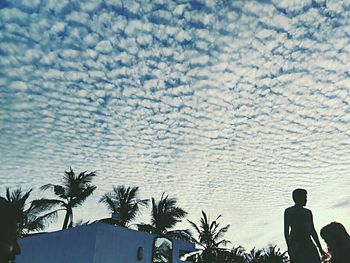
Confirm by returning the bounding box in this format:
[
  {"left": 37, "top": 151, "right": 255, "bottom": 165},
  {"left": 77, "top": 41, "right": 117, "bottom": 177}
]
[{"left": 320, "top": 222, "right": 350, "bottom": 249}]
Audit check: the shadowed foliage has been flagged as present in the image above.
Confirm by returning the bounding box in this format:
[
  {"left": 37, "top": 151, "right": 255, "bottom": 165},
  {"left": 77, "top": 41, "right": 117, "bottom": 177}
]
[
  {"left": 40, "top": 168, "right": 97, "bottom": 229},
  {"left": 219, "top": 246, "right": 247, "bottom": 263},
  {"left": 0, "top": 196, "right": 21, "bottom": 262},
  {"left": 1, "top": 188, "right": 58, "bottom": 236},
  {"left": 187, "top": 244, "right": 289, "bottom": 263},
  {"left": 245, "top": 247, "right": 265, "bottom": 263},
  {"left": 99, "top": 185, "right": 148, "bottom": 227},
  {"left": 201, "top": 246, "right": 247, "bottom": 263},
  {"left": 262, "top": 245, "right": 288, "bottom": 263},
  {"left": 187, "top": 211, "right": 230, "bottom": 263},
  {"left": 137, "top": 192, "right": 192, "bottom": 241},
  {"left": 1, "top": 183, "right": 291, "bottom": 263}
]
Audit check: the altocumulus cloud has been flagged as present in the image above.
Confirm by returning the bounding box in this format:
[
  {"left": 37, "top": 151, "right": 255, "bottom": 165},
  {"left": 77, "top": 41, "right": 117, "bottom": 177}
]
[{"left": 1, "top": 0, "right": 350, "bottom": 248}]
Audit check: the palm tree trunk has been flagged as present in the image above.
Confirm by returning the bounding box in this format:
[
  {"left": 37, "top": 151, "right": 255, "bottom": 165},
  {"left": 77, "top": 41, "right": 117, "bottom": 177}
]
[
  {"left": 62, "top": 206, "right": 72, "bottom": 229},
  {"left": 68, "top": 211, "right": 73, "bottom": 228},
  {"left": 62, "top": 211, "right": 69, "bottom": 230}
]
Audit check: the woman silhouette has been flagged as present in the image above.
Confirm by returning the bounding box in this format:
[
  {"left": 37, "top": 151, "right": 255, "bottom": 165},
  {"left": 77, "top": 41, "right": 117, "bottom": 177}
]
[
  {"left": 284, "top": 189, "right": 325, "bottom": 263},
  {"left": 320, "top": 222, "right": 350, "bottom": 263}
]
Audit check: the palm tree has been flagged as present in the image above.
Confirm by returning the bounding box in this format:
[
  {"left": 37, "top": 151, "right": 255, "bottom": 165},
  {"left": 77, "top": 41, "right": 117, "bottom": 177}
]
[
  {"left": 187, "top": 211, "right": 230, "bottom": 263},
  {"left": 137, "top": 193, "right": 192, "bottom": 241},
  {"left": 0, "top": 188, "right": 57, "bottom": 236},
  {"left": 262, "top": 245, "right": 288, "bottom": 263},
  {"left": 99, "top": 186, "right": 148, "bottom": 227},
  {"left": 40, "top": 168, "right": 97, "bottom": 229}
]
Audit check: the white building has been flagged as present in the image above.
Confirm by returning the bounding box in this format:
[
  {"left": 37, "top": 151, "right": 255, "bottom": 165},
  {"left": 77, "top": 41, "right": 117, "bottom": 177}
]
[{"left": 16, "top": 223, "right": 195, "bottom": 263}]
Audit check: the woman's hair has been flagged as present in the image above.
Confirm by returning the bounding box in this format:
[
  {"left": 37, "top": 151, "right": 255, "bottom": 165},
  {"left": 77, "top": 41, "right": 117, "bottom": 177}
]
[{"left": 320, "top": 222, "right": 350, "bottom": 248}]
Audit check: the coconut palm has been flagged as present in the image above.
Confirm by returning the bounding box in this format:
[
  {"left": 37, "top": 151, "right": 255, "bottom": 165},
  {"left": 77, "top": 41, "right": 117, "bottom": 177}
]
[
  {"left": 40, "top": 168, "right": 97, "bottom": 229},
  {"left": 187, "top": 211, "right": 231, "bottom": 263},
  {"left": 262, "top": 245, "right": 288, "bottom": 263},
  {"left": 99, "top": 186, "right": 148, "bottom": 227},
  {"left": 0, "top": 188, "right": 58, "bottom": 236},
  {"left": 137, "top": 192, "right": 192, "bottom": 241}
]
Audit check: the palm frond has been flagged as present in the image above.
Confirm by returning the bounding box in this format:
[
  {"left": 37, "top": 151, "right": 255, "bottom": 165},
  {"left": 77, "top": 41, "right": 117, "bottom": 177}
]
[
  {"left": 213, "top": 224, "right": 230, "bottom": 242},
  {"left": 23, "top": 209, "right": 60, "bottom": 233},
  {"left": 41, "top": 184, "right": 67, "bottom": 199},
  {"left": 40, "top": 168, "right": 97, "bottom": 231},
  {"left": 29, "top": 199, "right": 64, "bottom": 214},
  {"left": 100, "top": 185, "right": 148, "bottom": 227},
  {"left": 1, "top": 188, "right": 62, "bottom": 236},
  {"left": 40, "top": 184, "right": 56, "bottom": 191},
  {"left": 70, "top": 185, "right": 96, "bottom": 207},
  {"left": 99, "top": 194, "right": 117, "bottom": 211},
  {"left": 188, "top": 218, "right": 202, "bottom": 236},
  {"left": 150, "top": 193, "right": 188, "bottom": 233},
  {"left": 188, "top": 210, "right": 230, "bottom": 258}
]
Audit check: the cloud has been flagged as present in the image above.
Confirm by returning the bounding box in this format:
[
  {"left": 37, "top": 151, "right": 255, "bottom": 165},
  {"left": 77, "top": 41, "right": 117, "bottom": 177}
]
[
  {"left": 11, "top": 0, "right": 41, "bottom": 11},
  {"left": 50, "top": 22, "right": 67, "bottom": 34},
  {"left": 0, "top": 7, "right": 29, "bottom": 24},
  {"left": 95, "top": 40, "right": 113, "bottom": 53},
  {"left": 1, "top": 0, "right": 350, "bottom": 250},
  {"left": 333, "top": 199, "right": 350, "bottom": 208}
]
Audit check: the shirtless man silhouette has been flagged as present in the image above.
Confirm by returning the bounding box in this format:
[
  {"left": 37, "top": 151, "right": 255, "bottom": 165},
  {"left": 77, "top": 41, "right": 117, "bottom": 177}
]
[{"left": 284, "top": 189, "right": 325, "bottom": 263}]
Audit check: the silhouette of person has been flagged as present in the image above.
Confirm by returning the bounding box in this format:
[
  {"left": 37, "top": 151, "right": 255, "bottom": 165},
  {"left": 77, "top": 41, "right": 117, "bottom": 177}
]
[
  {"left": 320, "top": 222, "right": 350, "bottom": 263},
  {"left": 284, "top": 188, "right": 325, "bottom": 263},
  {"left": 0, "top": 198, "right": 21, "bottom": 263}
]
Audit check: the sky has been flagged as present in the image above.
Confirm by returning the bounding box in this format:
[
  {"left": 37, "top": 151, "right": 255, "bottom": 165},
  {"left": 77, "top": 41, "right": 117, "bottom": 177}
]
[{"left": 1, "top": 0, "right": 350, "bottom": 251}]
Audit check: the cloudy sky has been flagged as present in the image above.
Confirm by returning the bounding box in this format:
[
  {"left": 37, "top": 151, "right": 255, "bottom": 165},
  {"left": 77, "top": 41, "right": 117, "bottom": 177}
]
[{"left": 1, "top": 0, "right": 350, "bottom": 250}]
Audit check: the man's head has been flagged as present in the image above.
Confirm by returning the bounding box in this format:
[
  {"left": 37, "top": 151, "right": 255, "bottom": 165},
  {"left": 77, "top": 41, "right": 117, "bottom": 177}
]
[{"left": 292, "top": 188, "right": 307, "bottom": 206}]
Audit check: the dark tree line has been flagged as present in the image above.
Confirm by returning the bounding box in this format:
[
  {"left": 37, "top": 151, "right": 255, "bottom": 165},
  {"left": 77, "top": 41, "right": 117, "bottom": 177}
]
[{"left": 0, "top": 168, "right": 289, "bottom": 263}]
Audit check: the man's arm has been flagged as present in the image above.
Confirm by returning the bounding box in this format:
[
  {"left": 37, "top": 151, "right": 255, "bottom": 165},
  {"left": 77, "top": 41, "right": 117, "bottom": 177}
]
[{"left": 310, "top": 211, "right": 325, "bottom": 255}]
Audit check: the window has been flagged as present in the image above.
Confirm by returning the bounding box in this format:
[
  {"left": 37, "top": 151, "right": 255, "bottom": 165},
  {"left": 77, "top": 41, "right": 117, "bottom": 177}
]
[{"left": 152, "top": 237, "right": 173, "bottom": 263}]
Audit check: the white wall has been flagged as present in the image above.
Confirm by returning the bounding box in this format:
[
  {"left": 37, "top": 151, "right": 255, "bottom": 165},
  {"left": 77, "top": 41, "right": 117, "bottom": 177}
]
[
  {"left": 93, "top": 223, "right": 154, "bottom": 263},
  {"left": 17, "top": 224, "right": 97, "bottom": 263},
  {"left": 16, "top": 223, "right": 195, "bottom": 263}
]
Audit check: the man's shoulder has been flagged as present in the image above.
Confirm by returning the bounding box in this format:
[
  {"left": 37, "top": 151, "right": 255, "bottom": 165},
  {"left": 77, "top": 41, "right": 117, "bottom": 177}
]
[
  {"left": 285, "top": 206, "right": 311, "bottom": 213},
  {"left": 284, "top": 206, "right": 294, "bottom": 214},
  {"left": 303, "top": 207, "right": 312, "bottom": 213}
]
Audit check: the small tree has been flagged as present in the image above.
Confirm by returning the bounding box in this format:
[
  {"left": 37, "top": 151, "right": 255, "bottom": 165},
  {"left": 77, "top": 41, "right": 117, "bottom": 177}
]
[
  {"left": 138, "top": 193, "right": 192, "bottom": 241},
  {"left": 187, "top": 211, "right": 230, "bottom": 263},
  {"left": 99, "top": 185, "right": 148, "bottom": 227},
  {"left": 262, "top": 245, "right": 288, "bottom": 263},
  {"left": 40, "top": 168, "right": 97, "bottom": 229},
  {"left": 0, "top": 188, "right": 57, "bottom": 236}
]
